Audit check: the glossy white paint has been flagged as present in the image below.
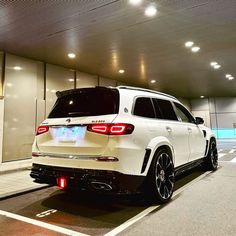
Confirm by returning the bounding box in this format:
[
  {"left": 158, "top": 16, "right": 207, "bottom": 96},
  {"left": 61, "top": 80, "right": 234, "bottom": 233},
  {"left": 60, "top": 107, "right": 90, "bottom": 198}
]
[{"left": 32, "top": 87, "right": 215, "bottom": 177}]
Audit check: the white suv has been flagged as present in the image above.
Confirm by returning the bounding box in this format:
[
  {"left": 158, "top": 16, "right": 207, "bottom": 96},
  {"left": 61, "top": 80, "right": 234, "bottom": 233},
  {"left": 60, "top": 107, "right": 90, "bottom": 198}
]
[{"left": 31, "top": 86, "right": 218, "bottom": 203}]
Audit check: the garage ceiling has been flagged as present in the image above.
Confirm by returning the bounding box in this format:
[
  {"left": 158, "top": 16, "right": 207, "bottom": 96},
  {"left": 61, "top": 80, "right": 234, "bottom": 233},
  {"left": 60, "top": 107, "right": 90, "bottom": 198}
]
[{"left": 0, "top": 0, "right": 235, "bottom": 98}]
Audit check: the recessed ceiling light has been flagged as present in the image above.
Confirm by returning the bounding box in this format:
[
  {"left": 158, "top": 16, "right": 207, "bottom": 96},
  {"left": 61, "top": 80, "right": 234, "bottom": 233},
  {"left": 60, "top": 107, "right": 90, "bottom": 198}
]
[
  {"left": 200, "top": 96, "right": 205, "bottom": 98},
  {"left": 150, "top": 80, "right": 156, "bottom": 83},
  {"left": 13, "top": 66, "right": 22, "bottom": 70},
  {"left": 225, "top": 74, "right": 231, "bottom": 78},
  {"left": 213, "top": 64, "right": 221, "bottom": 69},
  {"left": 68, "top": 78, "right": 74, "bottom": 82},
  {"left": 191, "top": 46, "right": 200, "bottom": 52},
  {"left": 185, "top": 41, "right": 194, "bottom": 48},
  {"left": 144, "top": 5, "right": 157, "bottom": 17},
  {"left": 68, "top": 53, "right": 76, "bottom": 59},
  {"left": 210, "top": 62, "right": 218, "bottom": 67},
  {"left": 228, "top": 76, "right": 234, "bottom": 80},
  {"left": 129, "top": 0, "right": 142, "bottom": 5},
  {"left": 119, "top": 69, "right": 125, "bottom": 74}
]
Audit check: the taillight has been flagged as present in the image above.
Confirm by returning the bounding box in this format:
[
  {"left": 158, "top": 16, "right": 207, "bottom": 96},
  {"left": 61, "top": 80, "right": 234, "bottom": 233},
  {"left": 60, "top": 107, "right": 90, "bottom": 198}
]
[
  {"left": 87, "top": 123, "right": 134, "bottom": 135},
  {"left": 36, "top": 126, "right": 49, "bottom": 135},
  {"left": 57, "top": 177, "right": 67, "bottom": 189}
]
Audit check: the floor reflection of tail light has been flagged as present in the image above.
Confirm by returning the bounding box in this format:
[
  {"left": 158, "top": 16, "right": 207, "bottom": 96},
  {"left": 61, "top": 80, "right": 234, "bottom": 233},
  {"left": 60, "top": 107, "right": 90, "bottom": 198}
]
[{"left": 57, "top": 177, "right": 67, "bottom": 189}]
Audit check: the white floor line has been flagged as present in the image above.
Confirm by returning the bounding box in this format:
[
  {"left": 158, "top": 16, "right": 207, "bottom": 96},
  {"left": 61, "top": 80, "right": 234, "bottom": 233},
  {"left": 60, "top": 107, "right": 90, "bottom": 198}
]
[
  {"left": 229, "top": 149, "right": 235, "bottom": 154},
  {"left": 218, "top": 153, "right": 226, "bottom": 159},
  {"left": 230, "top": 157, "right": 236, "bottom": 163},
  {"left": 104, "top": 171, "right": 211, "bottom": 236},
  {"left": 0, "top": 210, "right": 88, "bottom": 236},
  {"left": 218, "top": 149, "right": 223, "bottom": 153}
]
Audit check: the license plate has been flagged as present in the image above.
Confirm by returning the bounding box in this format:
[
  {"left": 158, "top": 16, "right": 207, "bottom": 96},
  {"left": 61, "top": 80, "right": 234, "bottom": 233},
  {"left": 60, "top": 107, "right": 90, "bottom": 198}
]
[{"left": 50, "top": 126, "right": 86, "bottom": 142}]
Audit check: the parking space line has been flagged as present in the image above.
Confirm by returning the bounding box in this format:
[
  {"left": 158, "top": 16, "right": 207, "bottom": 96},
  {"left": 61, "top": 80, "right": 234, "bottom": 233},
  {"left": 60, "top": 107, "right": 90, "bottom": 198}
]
[
  {"left": 229, "top": 149, "right": 235, "bottom": 154},
  {"left": 230, "top": 157, "right": 236, "bottom": 163},
  {"left": 0, "top": 210, "right": 88, "bottom": 236},
  {"left": 218, "top": 153, "right": 226, "bottom": 159},
  {"left": 104, "top": 171, "right": 211, "bottom": 236}
]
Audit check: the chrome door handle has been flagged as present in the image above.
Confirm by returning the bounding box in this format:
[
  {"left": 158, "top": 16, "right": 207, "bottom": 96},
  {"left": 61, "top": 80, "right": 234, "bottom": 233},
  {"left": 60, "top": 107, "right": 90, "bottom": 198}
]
[{"left": 166, "top": 127, "right": 172, "bottom": 132}]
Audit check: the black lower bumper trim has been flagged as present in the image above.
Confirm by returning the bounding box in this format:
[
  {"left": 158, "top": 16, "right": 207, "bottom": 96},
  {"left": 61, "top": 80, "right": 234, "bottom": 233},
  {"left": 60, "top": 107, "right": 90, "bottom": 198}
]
[{"left": 30, "top": 164, "right": 145, "bottom": 194}]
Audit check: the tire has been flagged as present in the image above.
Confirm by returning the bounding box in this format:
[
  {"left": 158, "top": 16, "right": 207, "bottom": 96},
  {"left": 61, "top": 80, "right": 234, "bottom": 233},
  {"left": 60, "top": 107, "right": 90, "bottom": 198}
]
[
  {"left": 145, "top": 148, "right": 175, "bottom": 204},
  {"left": 204, "top": 139, "right": 218, "bottom": 171}
]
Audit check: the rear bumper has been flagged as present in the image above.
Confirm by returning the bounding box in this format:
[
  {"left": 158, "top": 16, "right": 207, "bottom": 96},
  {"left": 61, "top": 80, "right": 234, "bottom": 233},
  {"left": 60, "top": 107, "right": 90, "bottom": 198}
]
[{"left": 30, "top": 164, "right": 145, "bottom": 194}]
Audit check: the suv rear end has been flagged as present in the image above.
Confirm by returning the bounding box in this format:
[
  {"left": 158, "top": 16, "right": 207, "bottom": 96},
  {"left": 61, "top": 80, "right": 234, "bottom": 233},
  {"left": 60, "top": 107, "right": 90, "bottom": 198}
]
[{"left": 31, "top": 87, "right": 147, "bottom": 193}]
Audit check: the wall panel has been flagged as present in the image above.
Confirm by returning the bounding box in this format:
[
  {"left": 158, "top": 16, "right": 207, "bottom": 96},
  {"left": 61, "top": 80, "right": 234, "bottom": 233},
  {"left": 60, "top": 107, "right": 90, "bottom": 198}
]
[
  {"left": 76, "top": 72, "right": 98, "bottom": 88},
  {"left": 3, "top": 54, "right": 43, "bottom": 162}
]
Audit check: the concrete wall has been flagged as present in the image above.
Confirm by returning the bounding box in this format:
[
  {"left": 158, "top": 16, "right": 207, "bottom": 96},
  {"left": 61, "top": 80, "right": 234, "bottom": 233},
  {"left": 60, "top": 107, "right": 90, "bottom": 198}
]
[{"left": 191, "top": 98, "right": 236, "bottom": 139}]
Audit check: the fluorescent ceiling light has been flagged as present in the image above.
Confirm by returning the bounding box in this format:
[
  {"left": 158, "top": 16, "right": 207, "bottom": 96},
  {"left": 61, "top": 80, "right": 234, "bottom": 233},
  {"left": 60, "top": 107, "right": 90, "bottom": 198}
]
[
  {"left": 228, "top": 76, "right": 234, "bottom": 80},
  {"left": 225, "top": 74, "right": 231, "bottom": 78},
  {"left": 150, "top": 80, "right": 156, "bottom": 83},
  {"left": 68, "top": 53, "right": 76, "bottom": 59},
  {"left": 129, "top": 0, "right": 142, "bottom": 5},
  {"left": 119, "top": 69, "right": 125, "bottom": 74},
  {"left": 145, "top": 5, "right": 157, "bottom": 17},
  {"left": 185, "top": 41, "right": 194, "bottom": 48},
  {"left": 191, "top": 46, "right": 200, "bottom": 52},
  {"left": 13, "top": 66, "right": 22, "bottom": 70}
]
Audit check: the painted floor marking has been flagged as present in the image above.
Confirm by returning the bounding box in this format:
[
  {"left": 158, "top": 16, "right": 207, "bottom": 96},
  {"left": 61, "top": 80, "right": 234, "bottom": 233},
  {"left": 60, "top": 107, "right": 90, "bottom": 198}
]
[
  {"left": 36, "top": 209, "right": 57, "bottom": 218},
  {"left": 218, "top": 149, "right": 223, "bottom": 153},
  {"left": 0, "top": 210, "right": 88, "bottom": 236},
  {"left": 230, "top": 157, "right": 236, "bottom": 163},
  {"left": 218, "top": 153, "right": 226, "bottom": 159},
  {"left": 229, "top": 149, "right": 235, "bottom": 154},
  {"left": 104, "top": 171, "right": 211, "bottom": 236}
]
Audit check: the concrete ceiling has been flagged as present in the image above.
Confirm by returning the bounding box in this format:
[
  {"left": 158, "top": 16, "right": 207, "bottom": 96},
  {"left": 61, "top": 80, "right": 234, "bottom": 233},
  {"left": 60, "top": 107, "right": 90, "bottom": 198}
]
[{"left": 0, "top": 0, "right": 235, "bottom": 98}]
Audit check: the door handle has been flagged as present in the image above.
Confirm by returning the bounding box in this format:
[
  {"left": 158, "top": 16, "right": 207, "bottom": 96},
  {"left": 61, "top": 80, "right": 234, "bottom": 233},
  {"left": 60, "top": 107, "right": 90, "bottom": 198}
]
[
  {"left": 188, "top": 127, "right": 192, "bottom": 133},
  {"left": 166, "top": 127, "right": 172, "bottom": 133}
]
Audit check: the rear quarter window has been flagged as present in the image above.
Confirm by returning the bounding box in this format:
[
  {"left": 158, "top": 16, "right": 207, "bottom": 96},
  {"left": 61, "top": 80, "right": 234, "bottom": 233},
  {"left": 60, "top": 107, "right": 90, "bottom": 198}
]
[{"left": 133, "top": 97, "right": 155, "bottom": 118}]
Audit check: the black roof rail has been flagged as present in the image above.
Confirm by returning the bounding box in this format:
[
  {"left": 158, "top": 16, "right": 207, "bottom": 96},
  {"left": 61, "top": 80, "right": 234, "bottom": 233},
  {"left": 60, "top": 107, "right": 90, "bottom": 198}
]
[{"left": 117, "top": 86, "right": 177, "bottom": 100}]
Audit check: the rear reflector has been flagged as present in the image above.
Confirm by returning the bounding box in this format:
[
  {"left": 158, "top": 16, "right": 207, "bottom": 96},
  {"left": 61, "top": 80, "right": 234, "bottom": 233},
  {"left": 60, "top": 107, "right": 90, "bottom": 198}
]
[
  {"left": 36, "top": 126, "right": 49, "bottom": 135},
  {"left": 57, "top": 177, "right": 67, "bottom": 189},
  {"left": 87, "top": 123, "right": 134, "bottom": 135}
]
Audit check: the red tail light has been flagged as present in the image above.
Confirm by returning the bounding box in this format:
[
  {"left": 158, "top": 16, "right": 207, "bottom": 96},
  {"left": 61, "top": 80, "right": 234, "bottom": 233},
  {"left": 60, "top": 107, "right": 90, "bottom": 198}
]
[
  {"left": 57, "top": 177, "right": 67, "bottom": 189},
  {"left": 87, "top": 123, "right": 134, "bottom": 135},
  {"left": 36, "top": 126, "right": 49, "bottom": 135}
]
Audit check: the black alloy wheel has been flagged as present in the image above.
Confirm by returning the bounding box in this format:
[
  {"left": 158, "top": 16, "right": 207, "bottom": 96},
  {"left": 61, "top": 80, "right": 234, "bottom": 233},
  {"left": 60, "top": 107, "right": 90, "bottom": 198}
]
[
  {"left": 146, "top": 148, "right": 175, "bottom": 203},
  {"left": 206, "top": 139, "right": 218, "bottom": 171}
]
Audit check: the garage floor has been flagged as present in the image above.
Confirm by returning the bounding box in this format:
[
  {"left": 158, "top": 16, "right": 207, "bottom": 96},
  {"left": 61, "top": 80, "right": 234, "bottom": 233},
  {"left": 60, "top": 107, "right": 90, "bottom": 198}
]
[{"left": 0, "top": 140, "right": 235, "bottom": 236}]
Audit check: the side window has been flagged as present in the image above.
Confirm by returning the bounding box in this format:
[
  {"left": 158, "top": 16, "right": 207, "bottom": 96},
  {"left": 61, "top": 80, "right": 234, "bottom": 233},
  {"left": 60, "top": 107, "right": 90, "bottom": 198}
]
[
  {"left": 153, "top": 99, "right": 178, "bottom": 121},
  {"left": 174, "top": 102, "right": 195, "bottom": 123},
  {"left": 133, "top": 97, "right": 155, "bottom": 118}
]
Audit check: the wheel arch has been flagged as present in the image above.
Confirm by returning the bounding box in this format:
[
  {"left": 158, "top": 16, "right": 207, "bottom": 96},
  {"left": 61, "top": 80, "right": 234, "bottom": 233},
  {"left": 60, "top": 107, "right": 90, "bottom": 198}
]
[{"left": 143, "top": 137, "right": 175, "bottom": 176}]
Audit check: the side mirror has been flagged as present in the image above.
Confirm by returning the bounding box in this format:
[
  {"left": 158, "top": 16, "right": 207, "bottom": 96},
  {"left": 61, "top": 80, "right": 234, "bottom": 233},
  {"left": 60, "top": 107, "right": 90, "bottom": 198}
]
[{"left": 195, "top": 117, "right": 204, "bottom": 125}]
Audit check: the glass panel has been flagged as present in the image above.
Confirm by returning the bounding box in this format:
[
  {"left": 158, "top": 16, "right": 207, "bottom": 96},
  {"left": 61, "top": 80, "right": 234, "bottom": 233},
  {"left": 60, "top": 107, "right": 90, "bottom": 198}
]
[
  {"left": 154, "top": 99, "right": 178, "bottom": 121},
  {"left": 48, "top": 87, "right": 119, "bottom": 118},
  {"left": 76, "top": 71, "right": 98, "bottom": 88},
  {"left": 46, "top": 64, "right": 74, "bottom": 116},
  {"left": 133, "top": 97, "right": 155, "bottom": 118},
  {"left": 174, "top": 102, "right": 195, "bottom": 123},
  {"left": 3, "top": 54, "right": 43, "bottom": 162}
]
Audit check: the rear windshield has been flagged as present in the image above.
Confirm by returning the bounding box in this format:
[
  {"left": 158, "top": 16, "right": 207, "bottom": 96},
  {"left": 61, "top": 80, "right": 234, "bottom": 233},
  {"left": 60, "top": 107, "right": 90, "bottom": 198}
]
[{"left": 48, "top": 87, "right": 119, "bottom": 118}]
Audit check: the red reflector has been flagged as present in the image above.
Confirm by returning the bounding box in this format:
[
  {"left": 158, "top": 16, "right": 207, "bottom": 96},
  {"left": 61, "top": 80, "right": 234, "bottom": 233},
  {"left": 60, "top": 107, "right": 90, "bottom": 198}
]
[
  {"left": 87, "top": 123, "right": 134, "bottom": 135},
  {"left": 57, "top": 177, "right": 67, "bottom": 189},
  {"left": 36, "top": 126, "right": 49, "bottom": 135}
]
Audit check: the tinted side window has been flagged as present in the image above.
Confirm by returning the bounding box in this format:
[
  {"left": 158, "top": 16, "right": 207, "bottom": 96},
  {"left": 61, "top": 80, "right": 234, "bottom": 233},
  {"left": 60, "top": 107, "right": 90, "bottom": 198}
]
[
  {"left": 174, "top": 102, "right": 195, "bottom": 123},
  {"left": 153, "top": 99, "right": 178, "bottom": 121},
  {"left": 133, "top": 97, "right": 155, "bottom": 118}
]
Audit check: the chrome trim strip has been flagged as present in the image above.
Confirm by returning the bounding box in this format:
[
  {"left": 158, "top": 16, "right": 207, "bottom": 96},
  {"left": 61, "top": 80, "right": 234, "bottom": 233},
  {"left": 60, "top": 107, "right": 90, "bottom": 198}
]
[{"left": 36, "top": 153, "right": 118, "bottom": 161}]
